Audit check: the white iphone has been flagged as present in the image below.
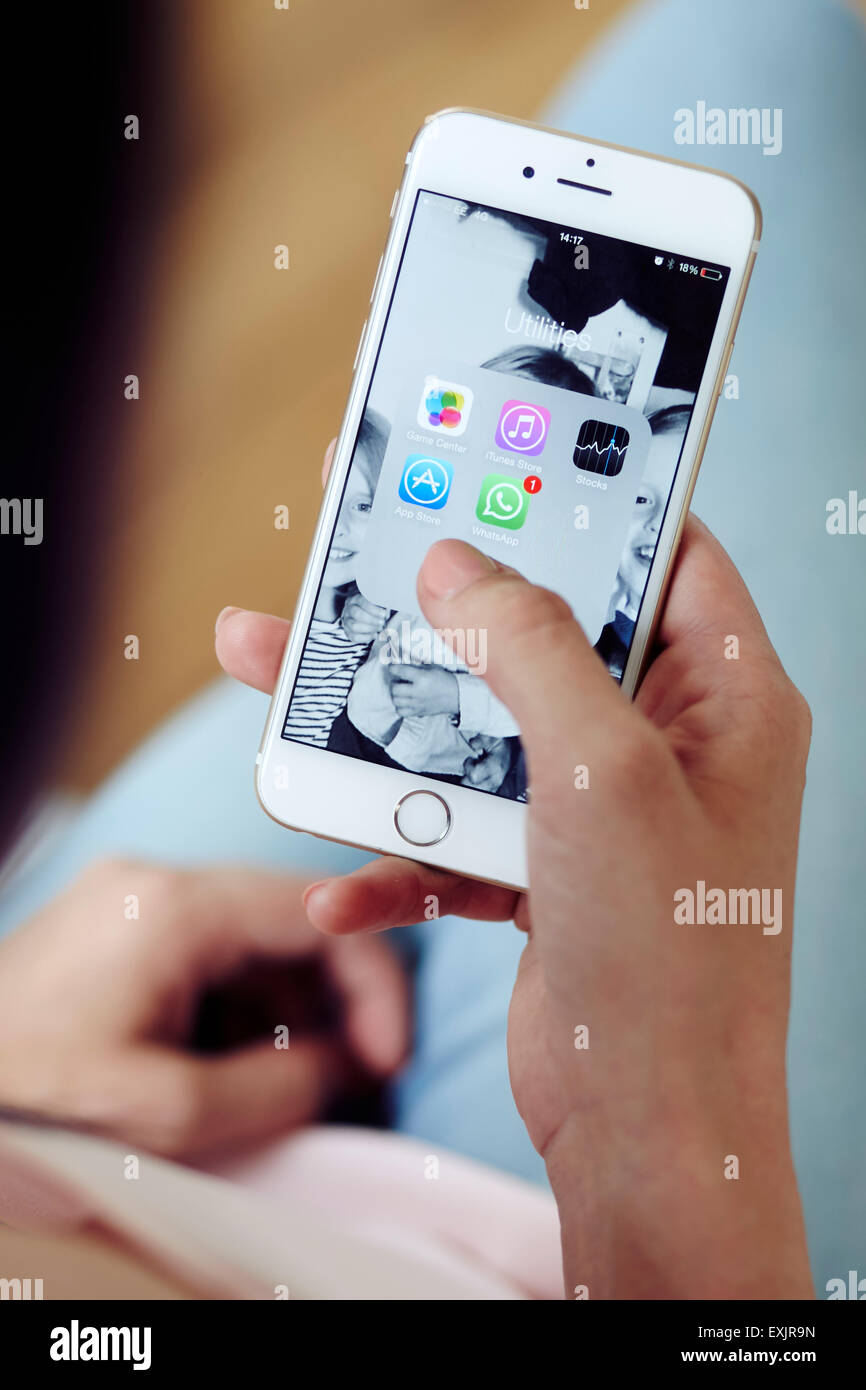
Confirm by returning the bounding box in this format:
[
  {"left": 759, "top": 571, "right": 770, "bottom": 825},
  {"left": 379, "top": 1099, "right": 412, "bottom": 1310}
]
[{"left": 256, "top": 108, "right": 760, "bottom": 891}]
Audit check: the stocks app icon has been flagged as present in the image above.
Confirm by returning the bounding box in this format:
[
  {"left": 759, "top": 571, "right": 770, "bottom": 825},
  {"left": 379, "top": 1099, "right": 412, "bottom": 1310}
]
[{"left": 573, "top": 419, "right": 630, "bottom": 477}]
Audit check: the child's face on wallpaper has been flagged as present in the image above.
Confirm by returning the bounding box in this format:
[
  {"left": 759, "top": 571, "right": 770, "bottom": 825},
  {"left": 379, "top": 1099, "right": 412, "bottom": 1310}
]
[
  {"left": 617, "top": 421, "right": 686, "bottom": 607},
  {"left": 619, "top": 480, "right": 664, "bottom": 602},
  {"left": 323, "top": 462, "right": 375, "bottom": 590}
]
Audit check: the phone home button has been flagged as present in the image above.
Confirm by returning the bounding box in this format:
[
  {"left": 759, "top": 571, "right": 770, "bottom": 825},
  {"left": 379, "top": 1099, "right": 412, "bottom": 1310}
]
[{"left": 393, "top": 790, "right": 452, "bottom": 847}]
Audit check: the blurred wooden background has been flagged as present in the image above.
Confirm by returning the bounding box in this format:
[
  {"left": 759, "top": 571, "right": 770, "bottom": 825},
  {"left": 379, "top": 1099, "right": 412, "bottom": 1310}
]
[{"left": 59, "top": 0, "right": 640, "bottom": 788}]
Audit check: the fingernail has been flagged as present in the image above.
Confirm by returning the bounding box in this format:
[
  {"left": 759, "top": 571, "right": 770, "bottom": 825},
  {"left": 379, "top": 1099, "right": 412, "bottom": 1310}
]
[
  {"left": 421, "top": 540, "right": 499, "bottom": 601},
  {"left": 215, "top": 606, "right": 243, "bottom": 635},
  {"left": 303, "top": 881, "right": 329, "bottom": 921}
]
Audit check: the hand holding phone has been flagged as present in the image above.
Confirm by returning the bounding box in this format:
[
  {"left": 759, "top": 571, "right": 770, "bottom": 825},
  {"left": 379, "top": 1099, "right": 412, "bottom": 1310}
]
[{"left": 216, "top": 519, "right": 813, "bottom": 1298}]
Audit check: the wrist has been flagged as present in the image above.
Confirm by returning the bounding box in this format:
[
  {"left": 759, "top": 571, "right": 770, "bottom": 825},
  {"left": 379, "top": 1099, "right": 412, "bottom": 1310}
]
[{"left": 544, "top": 1105, "right": 813, "bottom": 1300}]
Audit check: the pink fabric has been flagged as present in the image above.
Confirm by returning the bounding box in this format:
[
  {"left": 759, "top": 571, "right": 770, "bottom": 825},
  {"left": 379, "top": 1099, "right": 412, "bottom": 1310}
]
[
  {"left": 0, "top": 1122, "right": 562, "bottom": 1299},
  {"left": 0, "top": 1142, "right": 96, "bottom": 1229},
  {"left": 207, "top": 1126, "right": 563, "bottom": 1299}
]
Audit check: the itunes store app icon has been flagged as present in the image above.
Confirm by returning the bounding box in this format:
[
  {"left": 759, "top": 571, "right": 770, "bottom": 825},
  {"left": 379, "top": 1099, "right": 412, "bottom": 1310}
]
[{"left": 494, "top": 399, "right": 550, "bottom": 457}]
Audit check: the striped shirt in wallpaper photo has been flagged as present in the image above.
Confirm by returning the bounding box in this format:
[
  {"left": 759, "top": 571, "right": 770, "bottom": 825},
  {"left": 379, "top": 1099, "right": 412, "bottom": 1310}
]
[{"left": 283, "top": 617, "right": 371, "bottom": 748}]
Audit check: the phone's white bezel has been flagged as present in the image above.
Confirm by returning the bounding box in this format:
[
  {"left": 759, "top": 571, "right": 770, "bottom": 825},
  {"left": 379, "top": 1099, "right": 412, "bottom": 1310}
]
[{"left": 256, "top": 108, "right": 760, "bottom": 891}]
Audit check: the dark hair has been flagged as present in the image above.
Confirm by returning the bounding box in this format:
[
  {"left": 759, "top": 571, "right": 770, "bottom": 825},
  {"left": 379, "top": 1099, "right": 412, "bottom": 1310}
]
[
  {"left": 353, "top": 407, "right": 390, "bottom": 489},
  {"left": 481, "top": 345, "right": 595, "bottom": 395},
  {"left": 2, "top": 5, "right": 169, "bottom": 854}
]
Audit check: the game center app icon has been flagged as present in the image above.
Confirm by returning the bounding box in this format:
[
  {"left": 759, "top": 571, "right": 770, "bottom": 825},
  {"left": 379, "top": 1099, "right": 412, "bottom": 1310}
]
[
  {"left": 494, "top": 399, "right": 550, "bottom": 457},
  {"left": 399, "top": 454, "right": 454, "bottom": 510},
  {"left": 418, "top": 376, "right": 473, "bottom": 436},
  {"left": 475, "top": 473, "right": 531, "bottom": 530}
]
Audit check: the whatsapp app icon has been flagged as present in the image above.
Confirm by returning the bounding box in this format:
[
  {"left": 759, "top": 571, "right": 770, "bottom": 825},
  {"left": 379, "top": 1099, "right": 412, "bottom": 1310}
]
[{"left": 475, "top": 473, "right": 530, "bottom": 530}]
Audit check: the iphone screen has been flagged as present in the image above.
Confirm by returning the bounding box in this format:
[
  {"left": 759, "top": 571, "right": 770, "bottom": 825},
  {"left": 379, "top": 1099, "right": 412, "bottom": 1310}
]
[{"left": 281, "top": 191, "right": 729, "bottom": 802}]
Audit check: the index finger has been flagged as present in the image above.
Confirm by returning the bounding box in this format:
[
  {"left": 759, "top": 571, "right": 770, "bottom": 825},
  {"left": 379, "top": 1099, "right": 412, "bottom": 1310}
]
[
  {"left": 637, "top": 513, "right": 795, "bottom": 731},
  {"left": 215, "top": 609, "right": 290, "bottom": 694},
  {"left": 303, "top": 856, "right": 521, "bottom": 935},
  {"left": 658, "top": 514, "right": 776, "bottom": 656}
]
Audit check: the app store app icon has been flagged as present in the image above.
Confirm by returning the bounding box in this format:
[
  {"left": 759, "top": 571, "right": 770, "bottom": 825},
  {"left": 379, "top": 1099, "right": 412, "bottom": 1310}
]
[{"left": 399, "top": 454, "right": 454, "bottom": 510}]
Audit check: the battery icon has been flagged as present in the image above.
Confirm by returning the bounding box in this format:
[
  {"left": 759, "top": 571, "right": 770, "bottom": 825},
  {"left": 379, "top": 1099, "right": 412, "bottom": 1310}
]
[{"left": 700, "top": 267, "right": 723, "bottom": 280}]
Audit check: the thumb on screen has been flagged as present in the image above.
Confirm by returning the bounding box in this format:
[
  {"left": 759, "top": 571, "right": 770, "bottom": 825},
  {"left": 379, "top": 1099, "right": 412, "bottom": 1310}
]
[{"left": 417, "top": 539, "right": 638, "bottom": 783}]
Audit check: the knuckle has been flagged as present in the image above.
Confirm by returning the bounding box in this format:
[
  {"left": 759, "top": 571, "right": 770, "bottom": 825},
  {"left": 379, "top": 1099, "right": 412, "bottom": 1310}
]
[
  {"left": 602, "top": 727, "right": 668, "bottom": 799},
  {"left": 747, "top": 666, "right": 811, "bottom": 752},
  {"left": 788, "top": 685, "right": 812, "bottom": 747},
  {"left": 776, "top": 682, "right": 812, "bottom": 769}
]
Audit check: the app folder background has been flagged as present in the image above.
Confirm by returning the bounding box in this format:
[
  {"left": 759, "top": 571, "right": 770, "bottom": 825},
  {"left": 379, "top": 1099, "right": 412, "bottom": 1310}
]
[{"left": 356, "top": 358, "right": 650, "bottom": 645}]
